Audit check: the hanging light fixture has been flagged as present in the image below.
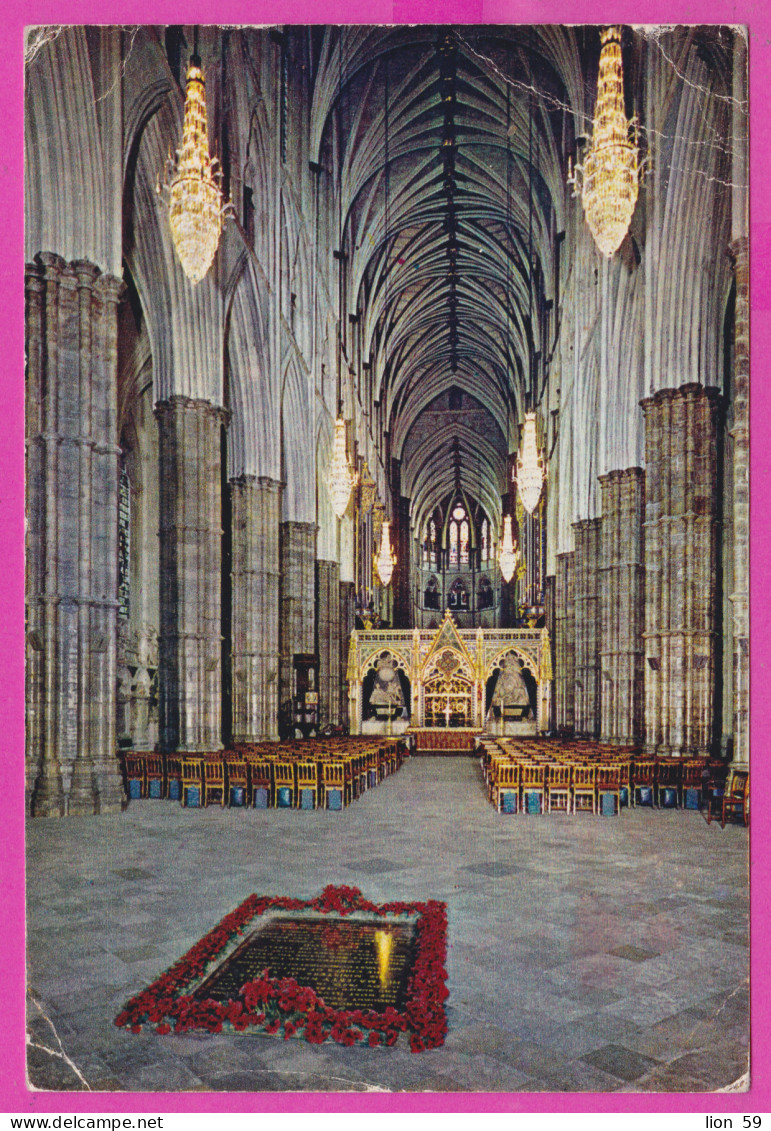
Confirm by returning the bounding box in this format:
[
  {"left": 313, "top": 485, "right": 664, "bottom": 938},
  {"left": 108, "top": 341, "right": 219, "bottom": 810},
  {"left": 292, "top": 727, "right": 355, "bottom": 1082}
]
[
  {"left": 498, "top": 514, "right": 520, "bottom": 584},
  {"left": 328, "top": 415, "right": 357, "bottom": 518},
  {"left": 375, "top": 519, "right": 397, "bottom": 588},
  {"left": 568, "top": 26, "right": 639, "bottom": 257},
  {"left": 158, "top": 51, "right": 231, "bottom": 284},
  {"left": 516, "top": 411, "right": 546, "bottom": 514}
]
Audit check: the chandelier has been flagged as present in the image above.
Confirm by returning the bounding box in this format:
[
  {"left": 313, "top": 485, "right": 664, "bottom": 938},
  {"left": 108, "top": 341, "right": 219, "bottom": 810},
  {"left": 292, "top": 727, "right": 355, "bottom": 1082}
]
[
  {"left": 328, "top": 416, "right": 357, "bottom": 518},
  {"left": 498, "top": 515, "right": 520, "bottom": 584},
  {"left": 516, "top": 412, "right": 546, "bottom": 514},
  {"left": 375, "top": 520, "right": 397, "bottom": 588},
  {"left": 159, "top": 56, "right": 230, "bottom": 283},
  {"left": 568, "top": 26, "right": 639, "bottom": 257}
]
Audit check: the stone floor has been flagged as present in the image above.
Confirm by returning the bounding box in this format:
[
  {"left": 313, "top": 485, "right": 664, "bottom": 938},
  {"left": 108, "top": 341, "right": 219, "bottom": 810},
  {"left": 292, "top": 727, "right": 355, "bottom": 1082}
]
[{"left": 26, "top": 756, "right": 749, "bottom": 1094}]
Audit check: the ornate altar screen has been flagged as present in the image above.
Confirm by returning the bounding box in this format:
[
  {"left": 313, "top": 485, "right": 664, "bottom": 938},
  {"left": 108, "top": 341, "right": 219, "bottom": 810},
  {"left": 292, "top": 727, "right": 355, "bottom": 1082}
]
[{"left": 347, "top": 611, "right": 552, "bottom": 735}]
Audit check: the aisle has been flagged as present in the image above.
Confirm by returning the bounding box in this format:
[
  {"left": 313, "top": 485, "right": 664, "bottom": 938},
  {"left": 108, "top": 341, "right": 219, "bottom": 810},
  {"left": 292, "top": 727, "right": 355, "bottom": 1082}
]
[{"left": 26, "top": 757, "right": 748, "bottom": 1093}]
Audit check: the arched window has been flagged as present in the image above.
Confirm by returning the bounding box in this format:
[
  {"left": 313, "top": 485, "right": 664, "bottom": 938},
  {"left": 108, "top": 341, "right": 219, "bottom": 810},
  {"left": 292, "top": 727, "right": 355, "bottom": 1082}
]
[
  {"left": 424, "top": 576, "right": 440, "bottom": 609},
  {"left": 478, "top": 575, "right": 493, "bottom": 609},
  {"left": 449, "top": 504, "right": 467, "bottom": 567},
  {"left": 448, "top": 577, "right": 468, "bottom": 610},
  {"left": 481, "top": 519, "right": 488, "bottom": 563},
  {"left": 429, "top": 519, "right": 437, "bottom": 564}
]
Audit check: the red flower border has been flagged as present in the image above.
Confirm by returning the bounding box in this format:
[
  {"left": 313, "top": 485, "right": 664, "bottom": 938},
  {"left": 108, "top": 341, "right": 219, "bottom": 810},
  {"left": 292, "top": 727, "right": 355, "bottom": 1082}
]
[{"left": 114, "top": 885, "right": 448, "bottom": 1052}]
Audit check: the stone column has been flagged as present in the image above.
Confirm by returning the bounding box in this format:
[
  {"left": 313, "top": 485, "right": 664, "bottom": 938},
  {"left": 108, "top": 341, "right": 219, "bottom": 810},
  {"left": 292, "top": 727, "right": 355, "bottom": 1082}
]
[
  {"left": 641, "top": 385, "right": 722, "bottom": 757},
  {"left": 317, "top": 561, "right": 341, "bottom": 727},
  {"left": 729, "top": 237, "right": 749, "bottom": 766},
  {"left": 554, "top": 551, "right": 575, "bottom": 734},
  {"left": 25, "top": 254, "right": 124, "bottom": 816},
  {"left": 156, "top": 397, "right": 226, "bottom": 752},
  {"left": 279, "top": 521, "right": 317, "bottom": 715},
  {"left": 599, "top": 468, "right": 645, "bottom": 746},
  {"left": 339, "top": 580, "right": 355, "bottom": 726},
  {"left": 572, "top": 518, "right": 601, "bottom": 739},
  {"left": 230, "top": 476, "right": 281, "bottom": 742}
]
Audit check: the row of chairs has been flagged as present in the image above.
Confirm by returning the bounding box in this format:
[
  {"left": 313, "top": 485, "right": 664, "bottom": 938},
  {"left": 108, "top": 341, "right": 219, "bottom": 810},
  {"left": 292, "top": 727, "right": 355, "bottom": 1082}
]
[
  {"left": 120, "top": 737, "right": 407, "bottom": 811},
  {"left": 479, "top": 737, "right": 712, "bottom": 816}
]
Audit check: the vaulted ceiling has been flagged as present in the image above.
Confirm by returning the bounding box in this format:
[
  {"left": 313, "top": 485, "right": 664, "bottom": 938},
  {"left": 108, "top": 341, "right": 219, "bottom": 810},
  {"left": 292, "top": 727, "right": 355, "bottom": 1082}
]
[{"left": 308, "top": 25, "right": 599, "bottom": 527}]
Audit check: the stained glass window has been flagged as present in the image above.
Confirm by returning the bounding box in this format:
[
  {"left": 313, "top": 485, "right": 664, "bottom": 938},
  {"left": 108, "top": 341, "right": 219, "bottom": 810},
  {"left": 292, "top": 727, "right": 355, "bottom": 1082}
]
[
  {"left": 460, "top": 519, "right": 469, "bottom": 565},
  {"left": 449, "top": 519, "right": 458, "bottom": 565},
  {"left": 429, "top": 519, "right": 437, "bottom": 564},
  {"left": 481, "top": 519, "right": 488, "bottom": 563}
]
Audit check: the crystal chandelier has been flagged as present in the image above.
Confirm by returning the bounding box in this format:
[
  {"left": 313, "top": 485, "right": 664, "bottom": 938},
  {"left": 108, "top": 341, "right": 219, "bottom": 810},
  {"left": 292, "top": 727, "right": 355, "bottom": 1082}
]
[
  {"left": 516, "top": 412, "right": 546, "bottom": 514},
  {"left": 568, "top": 26, "right": 639, "bottom": 257},
  {"left": 159, "top": 56, "right": 230, "bottom": 283},
  {"left": 498, "top": 515, "right": 520, "bottom": 584},
  {"left": 328, "top": 416, "right": 357, "bottom": 518},
  {"left": 375, "top": 520, "right": 397, "bottom": 587}
]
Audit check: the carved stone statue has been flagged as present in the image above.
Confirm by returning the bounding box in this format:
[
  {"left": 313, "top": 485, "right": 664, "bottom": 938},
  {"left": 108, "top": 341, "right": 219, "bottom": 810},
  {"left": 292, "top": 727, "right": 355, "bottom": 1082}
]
[
  {"left": 368, "top": 657, "right": 405, "bottom": 714},
  {"left": 492, "top": 656, "right": 531, "bottom": 716}
]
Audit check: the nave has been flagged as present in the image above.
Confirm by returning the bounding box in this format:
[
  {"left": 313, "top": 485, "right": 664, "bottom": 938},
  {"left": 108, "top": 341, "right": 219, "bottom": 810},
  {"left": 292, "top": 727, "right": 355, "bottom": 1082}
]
[{"left": 26, "top": 757, "right": 748, "bottom": 1093}]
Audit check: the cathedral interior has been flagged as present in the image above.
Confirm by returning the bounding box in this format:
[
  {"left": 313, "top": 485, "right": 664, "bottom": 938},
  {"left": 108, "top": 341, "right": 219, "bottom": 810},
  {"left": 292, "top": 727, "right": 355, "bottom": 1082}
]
[{"left": 23, "top": 23, "right": 750, "bottom": 1095}]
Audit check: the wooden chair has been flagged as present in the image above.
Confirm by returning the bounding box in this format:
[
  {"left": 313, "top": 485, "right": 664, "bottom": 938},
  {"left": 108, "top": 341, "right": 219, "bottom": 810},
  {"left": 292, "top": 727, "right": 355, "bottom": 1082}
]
[
  {"left": 322, "top": 761, "right": 346, "bottom": 810},
  {"left": 249, "top": 759, "right": 273, "bottom": 808},
  {"left": 122, "top": 752, "right": 146, "bottom": 801},
  {"left": 720, "top": 770, "right": 749, "bottom": 828},
  {"left": 681, "top": 758, "right": 706, "bottom": 809},
  {"left": 180, "top": 757, "right": 204, "bottom": 808},
  {"left": 494, "top": 761, "right": 520, "bottom": 813},
  {"left": 366, "top": 745, "right": 380, "bottom": 790},
  {"left": 656, "top": 758, "right": 681, "bottom": 808},
  {"left": 520, "top": 762, "right": 546, "bottom": 815},
  {"left": 165, "top": 754, "right": 182, "bottom": 802},
  {"left": 145, "top": 753, "right": 164, "bottom": 799},
  {"left": 296, "top": 760, "right": 319, "bottom": 810},
  {"left": 273, "top": 761, "right": 296, "bottom": 808},
  {"left": 546, "top": 762, "right": 572, "bottom": 813},
  {"left": 202, "top": 757, "right": 226, "bottom": 807},
  {"left": 225, "top": 755, "right": 248, "bottom": 807},
  {"left": 572, "top": 764, "right": 597, "bottom": 814},
  {"left": 596, "top": 764, "right": 621, "bottom": 816},
  {"left": 631, "top": 759, "right": 656, "bottom": 807}
]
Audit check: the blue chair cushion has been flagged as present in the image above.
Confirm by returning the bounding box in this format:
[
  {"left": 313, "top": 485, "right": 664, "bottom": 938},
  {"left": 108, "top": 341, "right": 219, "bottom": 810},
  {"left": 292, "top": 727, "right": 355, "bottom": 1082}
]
[
  {"left": 253, "top": 786, "right": 269, "bottom": 809},
  {"left": 148, "top": 779, "right": 162, "bottom": 799},
  {"left": 660, "top": 786, "right": 678, "bottom": 808},
  {"left": 299, "top": 788, "right": 315, "bottom": 810},
  {"left": 620, "top": 785, "right": 629, "bottom": 807},
  {"left": 600, "top": 791, "right": 617, "bottom": 816},
  {"left": 327, "top": 789, "right": 343, "bottom": 811},
  {"left": 168, "top": 780, "right": 181, "bottom": 801},
  {"left": 276, "top": 786, "right": 293, "bottom": 808},
  {"left": 684, "top": 787, "right": 701, "bottom": 810},
  {"left": 128, "top": 779, "right": 142, "bottom": 800},
  {"left": 636, "top": 785, "right": 654, "bottom": 806},
  {"left": 500, "top": 790, "right": 517, "bottom": 814},
  {"left": 184, "top": 785, "right": 200, "bottom": 808},
  {"left": 525, "top": 790, "right": 542, "bottom": 814},
  {"left": 229, "top": 785, "right": 246, "bottom": 807}
]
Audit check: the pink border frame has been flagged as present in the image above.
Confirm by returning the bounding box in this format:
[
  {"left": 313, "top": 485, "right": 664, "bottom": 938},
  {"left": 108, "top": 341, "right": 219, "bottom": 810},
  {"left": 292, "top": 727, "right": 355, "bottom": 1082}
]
[{"left": 3, "top": 0, "right": 767, "bottom": 1114}]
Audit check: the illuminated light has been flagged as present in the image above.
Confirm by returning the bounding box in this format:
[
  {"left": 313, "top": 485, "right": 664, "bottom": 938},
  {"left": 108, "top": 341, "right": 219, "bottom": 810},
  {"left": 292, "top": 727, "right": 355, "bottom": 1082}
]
[
  {"left": 374, "top": 929, "right": 394, "bottom": 988},
  {"left": 327, "top": 416, "right": 357, "bottom": 518},
  {"left": 159, "top": 58, "right": 231, "bottom": 283},
  {"left": 515, "top": 412, "right": 546, "bottom": 514},
  {"left": 568, "top": 27, "right": 639, "bottom": 257},
  {"left": 498, "top": 514, "right": 520, "bottom": 584},
  {"left": 375, "top": 520, "right": 397, "bottom": 587}
]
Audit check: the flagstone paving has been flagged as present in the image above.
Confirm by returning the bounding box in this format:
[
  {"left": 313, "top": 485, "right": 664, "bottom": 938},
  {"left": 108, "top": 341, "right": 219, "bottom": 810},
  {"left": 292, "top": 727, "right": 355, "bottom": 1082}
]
[{"left": 26, "top": 756, "right": 749, "bottom": 1094}]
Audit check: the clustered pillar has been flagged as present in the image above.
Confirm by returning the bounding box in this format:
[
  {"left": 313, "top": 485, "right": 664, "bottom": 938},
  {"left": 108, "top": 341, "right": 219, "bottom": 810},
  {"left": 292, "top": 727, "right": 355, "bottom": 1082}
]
[
  {"left": 729, "top": 238, "right": 749, "bottom": 767},
  {"left": 554, "top": 551, "right": 575, "bottom": 733},
  {"left": 25, "top": 253, "right": 124, "bottom": 816},
  {"left": 156, "top": 397, "right": 226, "bottom": 752},
  {"left": 230, "top": 476, "right": 281, "bottom": 741},
  {"left": 317, "top": 561, "right": 341, "bottom": 727},
  {"left": 598, "top": 468, "right": 645, "bottom": 746},
  {"left": 279, "top": 522, "right": 317, "bottom": 716},
  {"left": 572, "top": 518, "right": 601, "bottom": 739},
  {"left": 641, "top": 385, "right": 722, "bottom": 757}
]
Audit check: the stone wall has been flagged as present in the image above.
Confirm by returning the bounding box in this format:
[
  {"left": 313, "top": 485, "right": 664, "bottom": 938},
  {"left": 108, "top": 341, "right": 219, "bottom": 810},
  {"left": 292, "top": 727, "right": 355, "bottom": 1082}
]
[
  {"left": 279, "top": 521, "right": 317, "bottom": 715},
  {"left": 317, "top": 560, "right": 341, "bottom": 727},
  {"left": 554, "top": 551, "right": 575, "bottom": 733},
  {"left": 729, "top": 238, "right": 749, "bottom": 766}
]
